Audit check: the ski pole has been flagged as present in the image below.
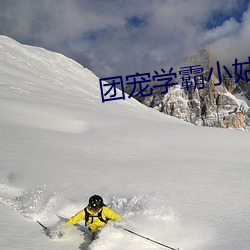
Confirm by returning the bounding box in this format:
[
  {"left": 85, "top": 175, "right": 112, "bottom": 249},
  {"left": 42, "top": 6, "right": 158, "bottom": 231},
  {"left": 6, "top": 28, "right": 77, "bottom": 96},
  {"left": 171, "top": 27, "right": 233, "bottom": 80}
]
[
  {"left": 37, "top": 220, "right": 48, "bottom": 231},
  {"left": 122, "top": 227, "right": 180, "bottom": 250}
]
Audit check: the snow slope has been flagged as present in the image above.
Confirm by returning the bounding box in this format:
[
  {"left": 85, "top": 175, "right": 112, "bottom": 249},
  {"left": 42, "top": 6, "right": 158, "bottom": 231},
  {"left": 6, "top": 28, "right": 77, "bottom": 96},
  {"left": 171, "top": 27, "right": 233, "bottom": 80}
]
[{"left": 0, "top": 36, "right": 249, "bottom": 250}]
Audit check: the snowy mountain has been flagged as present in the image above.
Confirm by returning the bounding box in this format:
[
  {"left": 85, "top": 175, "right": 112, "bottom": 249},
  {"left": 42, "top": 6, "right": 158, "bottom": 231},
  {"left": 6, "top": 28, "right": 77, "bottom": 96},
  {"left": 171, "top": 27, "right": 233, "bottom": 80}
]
[
  {"left": 0, "top": 36, "right": 250, "bottom": 250},
  {"left": 131, "top": 49, "right": 250, "bottom": 130}
]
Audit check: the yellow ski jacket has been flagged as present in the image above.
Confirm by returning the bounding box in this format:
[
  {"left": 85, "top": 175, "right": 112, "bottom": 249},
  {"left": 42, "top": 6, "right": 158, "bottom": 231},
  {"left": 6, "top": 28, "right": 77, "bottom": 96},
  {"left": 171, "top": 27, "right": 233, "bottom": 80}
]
[{"left": 67, "top": 206, "right": 121, "bottom": 233}]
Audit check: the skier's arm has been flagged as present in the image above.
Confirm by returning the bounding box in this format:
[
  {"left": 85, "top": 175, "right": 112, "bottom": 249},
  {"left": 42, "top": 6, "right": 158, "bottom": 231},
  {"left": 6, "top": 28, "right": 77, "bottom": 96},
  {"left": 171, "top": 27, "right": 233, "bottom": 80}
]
[
  {"left": 67, "top": 209, "right": 85, "bottom": 225},
  {"left": 104, "top": 207, "right": 122, "bottom": 222}
]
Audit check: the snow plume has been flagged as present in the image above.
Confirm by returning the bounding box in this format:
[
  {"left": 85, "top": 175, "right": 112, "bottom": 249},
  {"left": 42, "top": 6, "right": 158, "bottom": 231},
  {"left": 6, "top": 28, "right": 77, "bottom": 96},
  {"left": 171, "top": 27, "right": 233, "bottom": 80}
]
[
  {"left": 0, "top": 180, "right": 213, "bottom": 250},
  {"left": 0, "top": 181, "right": 64, "bottom": 221}
]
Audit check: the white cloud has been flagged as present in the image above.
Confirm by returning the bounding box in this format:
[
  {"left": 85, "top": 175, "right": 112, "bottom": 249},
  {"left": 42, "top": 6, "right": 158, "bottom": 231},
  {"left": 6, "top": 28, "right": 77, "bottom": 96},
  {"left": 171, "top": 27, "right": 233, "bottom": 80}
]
[
  {"left": 201, "top": 18, "right": 240, "bottom": 45},
  {"left": 0, "top": 0, "right": 248, "bottom": 77},
  {"left": 208, "top": 3, "right": 250, "bottom": 67}
]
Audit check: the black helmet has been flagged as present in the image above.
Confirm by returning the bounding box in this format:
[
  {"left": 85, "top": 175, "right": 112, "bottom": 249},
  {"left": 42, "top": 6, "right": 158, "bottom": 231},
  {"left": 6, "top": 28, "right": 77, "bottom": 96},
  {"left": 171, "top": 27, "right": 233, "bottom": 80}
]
[{"left": 89, "top": 195, "right": 104, "bottom": 210}]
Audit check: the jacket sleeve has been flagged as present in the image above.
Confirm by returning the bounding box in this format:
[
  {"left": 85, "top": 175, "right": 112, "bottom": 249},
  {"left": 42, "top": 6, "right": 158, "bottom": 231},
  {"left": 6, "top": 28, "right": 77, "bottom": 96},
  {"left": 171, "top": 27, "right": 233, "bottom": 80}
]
[
  {"left": 67, "top": 209, "right": 85, "bottom": 225},
  {"left": 104, "top": 207, "right": 122, "bottom": 222}
]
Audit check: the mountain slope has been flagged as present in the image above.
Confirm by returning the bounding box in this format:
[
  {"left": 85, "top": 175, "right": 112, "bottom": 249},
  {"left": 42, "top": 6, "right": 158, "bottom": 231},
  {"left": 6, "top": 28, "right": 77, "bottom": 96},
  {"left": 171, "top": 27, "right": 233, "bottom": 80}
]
[{"left": 0, "top": 36, "right": 250, "bottom": 250}]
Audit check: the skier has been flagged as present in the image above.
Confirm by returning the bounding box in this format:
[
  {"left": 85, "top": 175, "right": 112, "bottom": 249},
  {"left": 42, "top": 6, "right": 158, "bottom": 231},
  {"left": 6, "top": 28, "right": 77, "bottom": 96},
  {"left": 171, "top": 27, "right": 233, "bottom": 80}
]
[{"left": 66, "top": 194, "right": 121, "bottom": 239}]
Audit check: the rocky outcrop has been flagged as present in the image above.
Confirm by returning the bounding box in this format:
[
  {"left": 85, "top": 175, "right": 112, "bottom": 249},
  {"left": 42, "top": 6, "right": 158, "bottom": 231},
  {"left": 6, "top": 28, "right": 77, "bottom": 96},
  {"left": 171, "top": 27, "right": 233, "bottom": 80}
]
[
  {"left": 126, "top": 49, "right": 250, "bottom": 130},
  {"left": 140, "top": 75, "right": 249, "bottom": 129}
]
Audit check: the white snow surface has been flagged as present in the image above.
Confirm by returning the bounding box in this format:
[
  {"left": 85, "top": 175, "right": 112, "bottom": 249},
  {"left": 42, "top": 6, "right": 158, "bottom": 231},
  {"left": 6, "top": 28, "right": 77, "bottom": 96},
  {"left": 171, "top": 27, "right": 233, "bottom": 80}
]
[{"left": 0, "top": 36, "right": 250, "bottom": 250}]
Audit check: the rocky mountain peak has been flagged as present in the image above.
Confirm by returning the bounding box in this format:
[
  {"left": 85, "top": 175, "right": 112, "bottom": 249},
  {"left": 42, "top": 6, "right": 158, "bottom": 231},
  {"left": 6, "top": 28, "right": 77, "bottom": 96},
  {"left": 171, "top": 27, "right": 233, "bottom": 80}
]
[
  {"left": 127, "top": 49, "right": 250, "bottom": 130},
  {"left": 184, "top": 48, "right": 210, "bottom": 71}
]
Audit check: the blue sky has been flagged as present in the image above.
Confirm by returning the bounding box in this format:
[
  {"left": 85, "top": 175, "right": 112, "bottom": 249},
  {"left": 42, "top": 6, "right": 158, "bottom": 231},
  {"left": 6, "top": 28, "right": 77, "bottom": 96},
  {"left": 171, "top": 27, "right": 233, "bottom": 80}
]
[
  {"left": 0, "top": 0, "right": 249, "bottom": 78},
  {"left": 206, "top": 0, "right": 249, "bottom": 29}
]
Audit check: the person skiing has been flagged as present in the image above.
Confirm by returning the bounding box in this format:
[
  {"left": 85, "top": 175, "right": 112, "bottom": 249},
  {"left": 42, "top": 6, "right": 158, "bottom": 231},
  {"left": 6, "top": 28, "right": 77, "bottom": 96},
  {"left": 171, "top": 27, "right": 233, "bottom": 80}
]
[{"left": 66, "top": 194, "right": 121, "bottom": 239}]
